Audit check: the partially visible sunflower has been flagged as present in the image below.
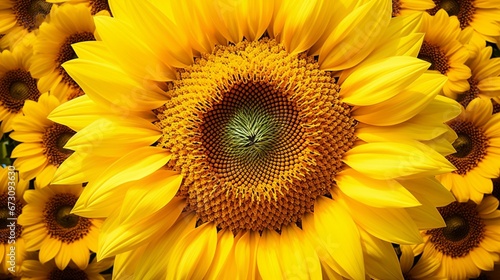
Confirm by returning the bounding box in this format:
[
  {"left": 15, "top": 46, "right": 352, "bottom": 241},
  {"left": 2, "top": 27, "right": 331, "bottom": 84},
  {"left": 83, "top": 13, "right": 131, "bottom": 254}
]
[
  {"left": 9, "top": 93, "right": 75, "bottom": 187},
  {"left": 0, "top": 44, "right": 41, "bottom": 134},
  {"left": 427, "top": 0, "right": 500, "bottom": 45},
  {"left": 18, "top": 184, "right": 102, "bottom": 270},
  {"left": 418, "top": 9, "right": 471, "bottom": 99},
  {"left": 46, "top": 0, "right": 110, "bottom": 15},
  {"left": 0, "top": 167, "right": 28, "bottom": 277},
  {"left": 392, "top": 0, "right": 435, "bottom": 17},
  {"left": 29, "top": 3, "right": 97, "bottom": 100},
  {"left": 416, "top": 196, "right": 500, "bottom": 280},
  {"left": 0, "top": 0, "right": 53, "bottom": 49},
  {"left": 456, "top": 46, "right": 500, "bottom": 108},
  {"left": 49, "top": 0, "right": 460, "bottom": 279},
  {"left": 437, "top": 98, "right": 500, "bottom": 203},
  {"left": 21, "top": 256, "right": 113, "bottom": 280}
]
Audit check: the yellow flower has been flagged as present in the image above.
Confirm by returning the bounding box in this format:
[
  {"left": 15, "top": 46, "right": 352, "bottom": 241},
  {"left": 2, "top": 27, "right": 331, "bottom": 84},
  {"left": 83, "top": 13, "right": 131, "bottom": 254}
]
[
  {"left": 0, "top": 0, "right": 52, "bottom": 49},
  {"left": 437, "top": 98, "right": 500, "bottom": 203},
  {"left": 456, "top": 46, "right": 500, "bottom": 107},
  {"left": 21, "top": 256, "right": 113, "bottom": 279},
  {"left": 29, "top": 3, "right": 97, "bottom": 100},
  {"left": 419, "top": 9, "right": 472, "bottom": 99},
  {"left": 10, "top": 93, "right": 75, "bottom": 187},
  {"left": 0, "top": 167, "right": 28, "bottom": 277},
  {"left": 18, "top": 184, "right": 102, "bottom": 270},
  {"left": 49, "top": 0, "right": 459, "bottom": 279},
  {"left": 0, "top": 44, "right": 41, "bottom": 134},
  {"left": 416, "top": 196, "right": 500, "bottom": 280},
  {"left": 427, "top": 0, "right": 500, "bottom": 45}
]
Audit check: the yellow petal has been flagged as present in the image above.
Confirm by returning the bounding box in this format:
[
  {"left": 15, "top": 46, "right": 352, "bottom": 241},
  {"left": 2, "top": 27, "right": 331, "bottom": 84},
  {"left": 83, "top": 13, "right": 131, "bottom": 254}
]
[
  {"left": 234, "top": 230, "right": 260, "bottom": 280},
  {"left": 98, "top": 197, "right": 185, "bottom": 259},
  {"left": 205, "top": 229, "right": 236, "bottom": 280},
  {"left": 339, "top": 193, "right": 423, "bottom": 244},
  {"left": 166, "top": 222, "right": 218, "bottom": 280},
  {"left": 340, "top": 56, "right": 429, "bottom": 106},
  {"left": 336, "top": 168, "right": 421, "bottom": 208},
  {"left": 279, "top": 224, "right": 322, "bottom": 279},
  {"left": 352, "top": 73, "right": 446, "bottom": 126},
  {"left": 319, "top": 0, "right": 391, "bottom": 71},
  {"left": 343, "top": 141, "right": 455, "bottom": 180},
  {"left": 256, "top": 229, "right": 283, "bottom": 280},
  {"left": 118, "top": 170, "right": 182, "bottom": 224},
  {"left": 74, "top": 146, "right": 171, "bottom": 210},
  {"left": 359, "top": 228, "right": 403, "bottom": 280},
  {"left": 311, "top": 196, "right": 365, "bottom": 280}
]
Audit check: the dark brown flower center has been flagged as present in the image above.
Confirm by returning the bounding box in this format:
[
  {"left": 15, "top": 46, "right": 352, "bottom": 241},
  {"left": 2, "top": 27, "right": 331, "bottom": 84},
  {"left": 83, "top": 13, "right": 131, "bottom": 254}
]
[
  {"left": 156, "top": 39, "right": 357, "bottom": 233},
  {"left": 0, "top": 69, "right": 40, "bottom": 113},
  {"left": 56, "top": 32, "right": 96, "bottom": 89},
  {"left": 446, "top": 121, "right": 488, "bottom": 175},
  {"left": 49, "top": 267, "right": 88, "bottom": 280},
  {"left": 492, "top": 178, "right": 500, "bottom": 209},
  {"left": 428, "top": 0, "right": 476, "bottom": 29},
  {"left": 12, "top": 0, "right": 52, "bottom": 31},
  {"left": 426, "top": 202, "right": 484, "bottom": 257},
  {"left": 392, "top": 0, "right": 402, "bottom": 17},
  {"left": 42, "top": 123, "right": 76, "bottom": 166},
  {"left": 418, "top": 41, "right": 449, "bottom": 74},
  {"left": 89, "top": 0, "right": 111, "bottom": 15},
  {"left": 0, "top": 193, "right": 23, "bottom": 244},
  {"left": 44, "top": 193, "right": 92, "bottom": 243}
]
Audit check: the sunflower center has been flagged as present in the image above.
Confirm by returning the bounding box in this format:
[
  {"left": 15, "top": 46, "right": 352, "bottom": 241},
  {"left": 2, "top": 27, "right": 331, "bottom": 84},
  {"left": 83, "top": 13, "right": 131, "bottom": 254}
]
[
  {"left": 156, "top": 39, "right": 357, "bottom": 232},
  {"left": 49, "top": 267, "right": 88, "bottom": 280},
  {"left": 44, "top": 193, "right": 92, "bottom": 243},
  {"left": 440, "top": 0, "right": 460, "bottom": 16},
  {"left": 442, "top": 214, "right": 469, "bottom": 241},
  {"left": 57, "top": 32, "right": 96, "bottom": 89},
  {"left": 42, "top": 123, "right": 76, "bottom": 166},
  {"left": 89, "top": 0, "right": 111, "bottom": 15},
  {"left": 428, "top": 0, "right": 475, "bottom": 29},
  {"left": 9, "top": 82, "right": 30, "bottom": 100},
  {"left": 12, "top": 0, "right": 52, "bottom": 31},
  {"left": 426, "top": 202, "right": 484, "bottom": 257},
  {"left": 392, "top": 0, "right": 402, "bottom": 17},
  {"left": 446, "top": 121, "right": 488, "bottom": 175},
  {"left": 55, "top": 206, "right": 79, "bottom": 228},
  {"left": 0, "top": 193, "right": 23, "bottom": 244},
  {"left": 417, "top": 41, "right": 449, "bottom": 74},
  {"left": 0, "top": 69, "right": 40, "bottom": 113},
  {"left": 452, "top": 134, "right": 472, "bottom": 158}
]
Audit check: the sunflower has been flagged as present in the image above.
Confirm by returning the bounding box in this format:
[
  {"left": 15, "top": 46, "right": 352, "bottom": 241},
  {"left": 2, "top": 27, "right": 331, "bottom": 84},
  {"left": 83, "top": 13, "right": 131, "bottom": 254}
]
[
  {"left": 0, "top": 167, "right": 28, "bottom": 277},
  {"left": 9, "top": 93, "right": 75, "bottom": 187},
  {"left": 456, "top": 46, "right": 500, "bottom": 108},
  {"left": 0, "top": 44, "right": 41, "bottom": 134},
  {"left": 49, "top": 0, "right": 460, "bottom": 279},
  {"left": 427, "top": 0, "right": 500, "bottom": 45},
  {"left": 29, "top": 3, "right": 97, "bottom": 100},
  {"left": 392, "top": 0, "right": 435, "bottom": 17},
  {"left": 436, "top": 98, "right": 500, "bottom": 203},
  {"left": 0, "top": 0, "right": 52, "bottom": 49},
  {"left": 399, "top": 245, "right": 444, "bottom": 279},
  {"left": 18, "top": 184, "right": 102, "bottom": 270},
  {"left": 45, "top": 0, "right": 110, "bottom": 15},
  {"left": 21, "top": 256, "right": 113, "bottom": 280},
  {"left": 416, "top": 196, "right": 500, "bottom": 280},
  {"left": 418, "top": 9, "right": 471, "bottom": 99}
]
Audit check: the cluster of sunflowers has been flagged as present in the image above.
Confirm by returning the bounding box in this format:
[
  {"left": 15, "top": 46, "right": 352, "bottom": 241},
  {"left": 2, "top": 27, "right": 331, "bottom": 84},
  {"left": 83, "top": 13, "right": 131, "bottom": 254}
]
[{"left": 1, "top": 0, "right": 500, "bottom": 279}]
